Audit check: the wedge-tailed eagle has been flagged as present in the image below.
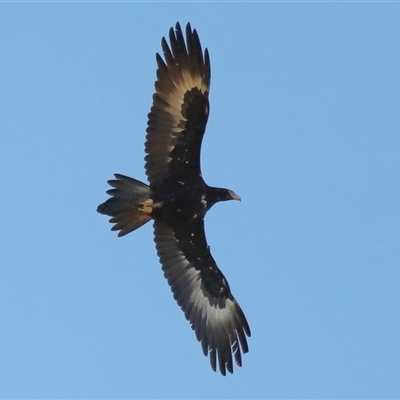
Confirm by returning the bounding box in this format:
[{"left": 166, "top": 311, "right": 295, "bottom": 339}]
[{"left": 97, "top": 22, "right": 250, "bottom": 375}]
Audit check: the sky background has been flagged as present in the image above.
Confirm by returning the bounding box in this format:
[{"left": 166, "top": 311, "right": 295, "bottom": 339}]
[{"left": 1, "top": 2, "right": 399, "bottom": 399}]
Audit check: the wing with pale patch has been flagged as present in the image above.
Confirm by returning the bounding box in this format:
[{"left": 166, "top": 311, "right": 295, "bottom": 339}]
[
  {"left": 153, "top": 219, "right": 250, "bottom": 375},
  {"left": 145, "top": 22, "right": 211, "bottom": 187}
]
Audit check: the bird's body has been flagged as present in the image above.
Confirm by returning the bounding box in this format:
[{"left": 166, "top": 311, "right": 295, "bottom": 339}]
[{"left": 98, "top": 22, "right": 250, "bottom": 375}]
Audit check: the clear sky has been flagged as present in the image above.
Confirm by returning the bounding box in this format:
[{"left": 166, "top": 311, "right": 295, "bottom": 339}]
[{"left": 1, "top": 2, "right": 399, "bottom": 398}]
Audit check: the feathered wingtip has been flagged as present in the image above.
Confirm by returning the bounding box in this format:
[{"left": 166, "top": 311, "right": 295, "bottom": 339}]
[{"left": 97, "top": 174, "right": 153, "bottom": 237}]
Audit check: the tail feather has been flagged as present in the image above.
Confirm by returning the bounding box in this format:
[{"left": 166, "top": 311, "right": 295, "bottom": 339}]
[{"left": 97, "top": 173, "right": 152, "bottom": 237}]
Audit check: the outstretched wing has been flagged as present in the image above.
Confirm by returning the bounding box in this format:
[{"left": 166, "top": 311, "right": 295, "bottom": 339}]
[
  {"left": 145, "top": 22, "right": 211, "bottom": 187},
  {"left": 153, "top": 219, "right": 250, "bottom": 375}
]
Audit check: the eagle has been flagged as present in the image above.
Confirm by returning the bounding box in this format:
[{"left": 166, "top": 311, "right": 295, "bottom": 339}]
[{"left": 97, "top": 22, "right": 250, "bottom": 375}]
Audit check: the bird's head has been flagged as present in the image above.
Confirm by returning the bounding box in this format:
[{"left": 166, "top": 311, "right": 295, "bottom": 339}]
[{"left": 207, "top": 187, "right": 241, "bottom": 209}]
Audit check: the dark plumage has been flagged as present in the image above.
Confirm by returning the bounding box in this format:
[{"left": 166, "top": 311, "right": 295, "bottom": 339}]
[{"left": 97, "top": 22, "right": 250, "bottom": 375}]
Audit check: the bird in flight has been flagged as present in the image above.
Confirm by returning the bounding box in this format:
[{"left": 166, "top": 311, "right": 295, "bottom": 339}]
[{"left": 97, "top": 22, "right": 250, "bottom": 375}]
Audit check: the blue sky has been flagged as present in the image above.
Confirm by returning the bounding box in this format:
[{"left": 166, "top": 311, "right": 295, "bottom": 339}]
[{"left": 1, "top": 3, "right": 399, "bottom": 398}]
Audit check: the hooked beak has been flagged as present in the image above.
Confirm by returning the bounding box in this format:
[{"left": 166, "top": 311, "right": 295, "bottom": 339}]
[{"left": 229, "top": 190, "right": 241, "bottom": 201}]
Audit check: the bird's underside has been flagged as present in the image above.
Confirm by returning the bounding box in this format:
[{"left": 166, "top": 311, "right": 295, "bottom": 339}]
[{"left": 97, "top": 22, "right": 250, "bottom": 375}]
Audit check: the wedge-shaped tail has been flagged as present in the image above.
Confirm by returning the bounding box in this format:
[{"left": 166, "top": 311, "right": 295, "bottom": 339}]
[{"left": 97, "top": 174, "right": 152, "bottom": 237}]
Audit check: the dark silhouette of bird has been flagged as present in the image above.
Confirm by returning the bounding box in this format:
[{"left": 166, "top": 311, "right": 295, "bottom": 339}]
[{"left": 97, "top": 22, "right": 250, "bottom": 375}]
